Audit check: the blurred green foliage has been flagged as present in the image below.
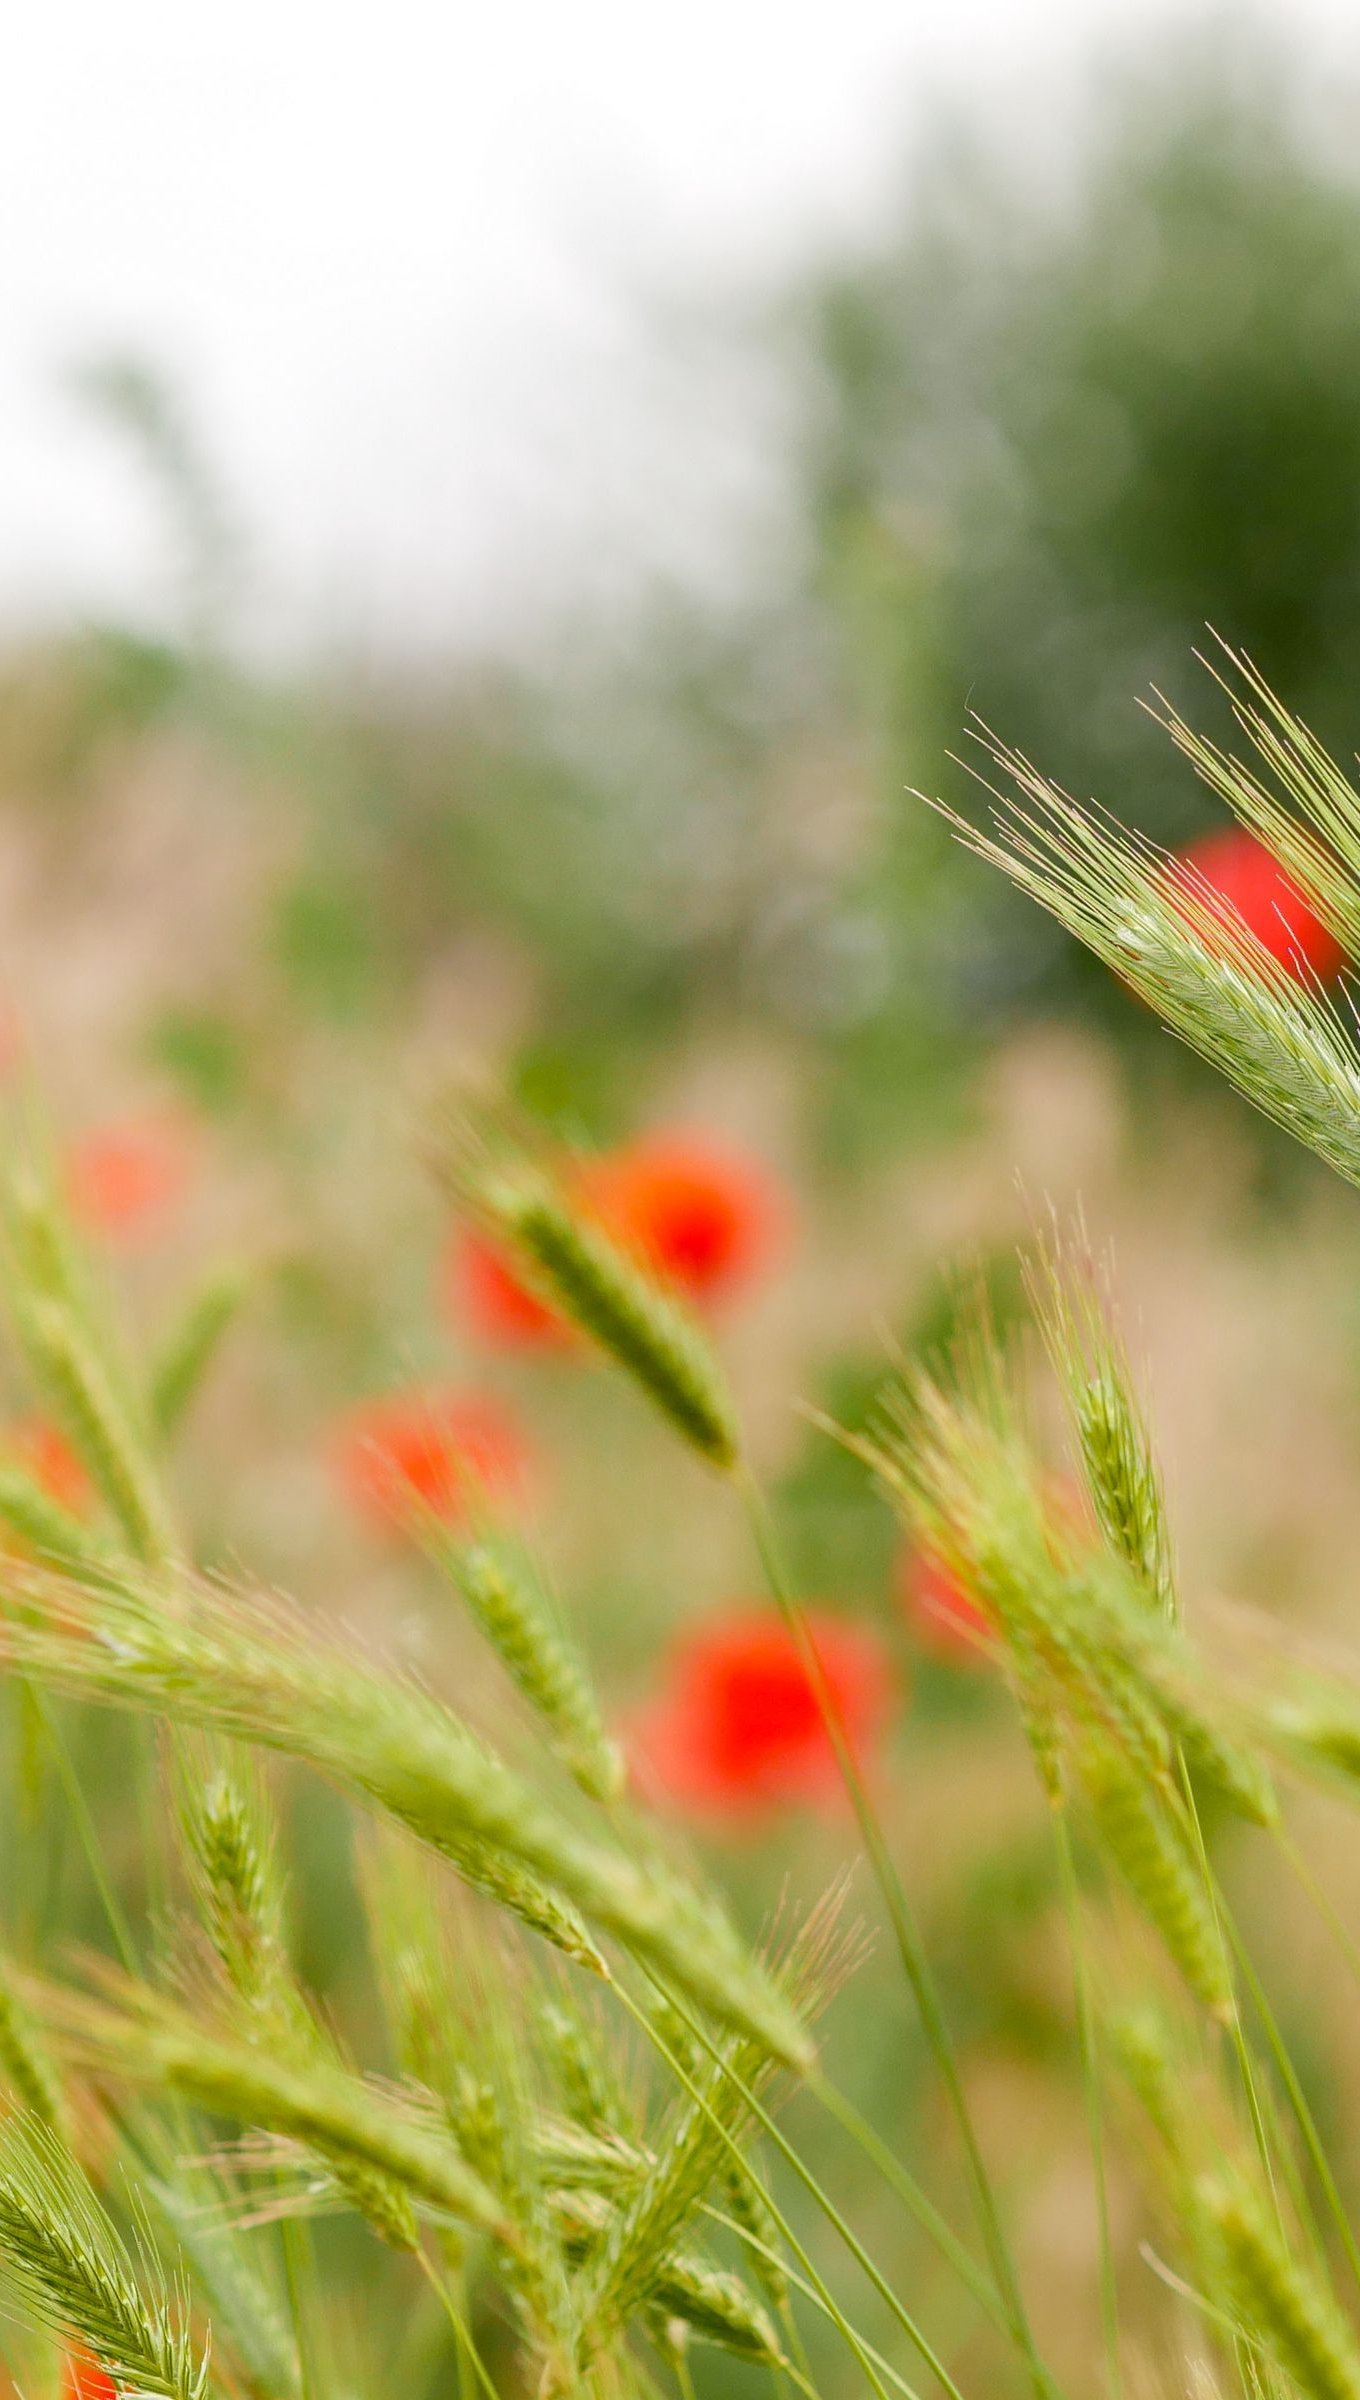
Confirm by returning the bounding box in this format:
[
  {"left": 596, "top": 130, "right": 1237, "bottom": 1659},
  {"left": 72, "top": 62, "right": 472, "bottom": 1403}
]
[
  {"left": 39, "top": 49, "right": 1360, "bottom": 1180},
  {"left": 785, "top": 48, "right": 1360, "bottom": 1132}
]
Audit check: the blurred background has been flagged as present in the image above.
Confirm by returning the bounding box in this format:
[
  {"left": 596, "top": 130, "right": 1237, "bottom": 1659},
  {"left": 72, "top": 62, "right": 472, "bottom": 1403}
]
[{"left": 12, "top": 2, "right": 1360, "bottom": 2390}]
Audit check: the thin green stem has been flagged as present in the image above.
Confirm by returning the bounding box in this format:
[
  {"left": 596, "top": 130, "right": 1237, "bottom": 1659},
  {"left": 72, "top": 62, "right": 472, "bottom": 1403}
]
[
  {"left": 805, "top": 2076, "right": 1009, "bottom": 2332},
  {"left": 1276, "top": 1825, "right": 1360, "bottom": 1989},
  {"left": 454, "top": 2259, "right": 476, "bottom": 2400},
  {"left": 612, "top": 1980, "right": 909, "bottom": 2400},
  {"left": 630, "top": 1971, "right": 1034, "bottom": 2400},
  {"left": 1166, "top": 1767, "right": 1325, "bottom": 2267},
  {"left": 1218, "top": 1859, "right": 1360, "bottom": 2303},
  {"left": 777, "top": 2278, "right": 819, "bottom": 2399},
  {"left": 280, "top": 2219, "right": 323, "bottom": 2400},
  {"left": 26, "top": 1682, "right": 138, "bottom": 1974},
  {"left": 1138, "top": 2241, "right": 1270, "bottom": 2369},
  {"left": 1052, "top": 1808, "right": 1121, "bottom": 2400},
  {"left": 416, "top": 2245, "right": 501, "bottom": 2400},
  {"left": 737, "top": 1468, "right": 1052, "bottom": 2400},
  {"left": 704, "top": 2206, "right": 948, "bottom": 2400},
  {"left": 671, "top": 2343, "right": 699, "bottom": 2400}
]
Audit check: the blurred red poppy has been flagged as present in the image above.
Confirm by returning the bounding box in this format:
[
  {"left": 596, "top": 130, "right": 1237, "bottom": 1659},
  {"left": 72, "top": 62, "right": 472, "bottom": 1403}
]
[
  {"left": 898, "top": 1547, "right": 994, "bottom": 1664},
  {"left": 62, "top": 2353, "right": 116, "bottom": 2400},
  {"left": 590, "top": 1134, "right": 784, "bottom": 1305},
  {"left": 67, "top": 1115, "right": 193, "bottom": 1244},
  {"left": 335, "top": 1391, "right": 531, "bottom": 1530},
  {"left": 1173, "top": 828, "right": 1346, "bottom": 983},
  {"left": 450, "top": 1229, "right": 573, "bottom": 1349},
  {"left": 632, "top": 1609, "right": 894, "bottom": 1816},
  {"left": 7, "top": 1419, "right": 91, "bottom": 1517}
]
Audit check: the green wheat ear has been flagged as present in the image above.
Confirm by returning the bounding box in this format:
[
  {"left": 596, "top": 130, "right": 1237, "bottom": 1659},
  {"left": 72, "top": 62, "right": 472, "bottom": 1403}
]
[
  {"left": 0, "top": 2111, "right": 208, "bottom": 2399},
  {"left": 0, "top": 1460, "right": 108, "bottom": 1570},
  {"left": 0, "top": 1947, "right": 73, "bottom": 2145},
  {"left": 1203, "top": 2174, "right": 1360, "bottom": 2400},
  {"left": 47, "top": 1973, "right": 513, "bottom": 2249},
  {"left": 1150, "top": 636, "right": 1360, "bottom": 965},
  {"left": 151, "top": 1259, "right": 249, "bottom": 1437},
  {"left": 1076, "top": 1747, "right": 1235, "bottom": 2021},
  {"left": 424, "top": 1523, "right": 625, "bottom": 1804},
  {"left": 5, "top": 1560, "right": 810, "bottom": 2070},
  {"left": 928, "top": 654, "right": 1360, "bottom": 1196},
  {"left": 1026, "top": 1228, "right": 1174, "bottom": 1617},
  {"left": 0, "top": 1129, "right": 176, "bottom": 1567},
  {"left": 131, "top": 2122, "right": 301, "bottom": 2400},
  {"left": 431, "top": 1099, "right": 740, "bottom": 1470},
  {"left": 18, "top": 1296, "right": 175, "bottom": 1566}
]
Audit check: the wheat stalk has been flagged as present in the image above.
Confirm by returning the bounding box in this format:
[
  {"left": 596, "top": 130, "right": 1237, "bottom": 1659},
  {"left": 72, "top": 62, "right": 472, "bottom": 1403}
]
[
  {"left": 4, "top": 1560, "right": 811, "bottom": 2070},
  {"left": 432, "top": 1103, "right": 739, "bottom": 1470}
]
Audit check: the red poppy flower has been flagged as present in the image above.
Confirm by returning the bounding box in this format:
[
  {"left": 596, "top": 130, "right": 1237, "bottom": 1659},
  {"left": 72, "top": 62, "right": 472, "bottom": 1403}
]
[
  {"left": 898, "top": 1548, "right": 994, "bottom": 1664},
  {"left": 66, "top": 1115, "right": 194, "bottom": 1244},
  {"left": 589, "top": 1135, "right": 785, "bottom": 1305},
  {"left": 449, "top": 1230, "right": 573, "bottom": 1350},
  {"left": 335, "top": 1391, "right": 531, "bottom": 1531},
  {"left": 632, "top": 1609, "right": 895, "bottom": 1816},
  {"left": 62, "top": 2354, "right": 117, "bottom": 2400},
  {"left": 6, "top": 1419, "right": 91, "bottom": 1517},
  {"left": 1173, "top": 828, "right": 1346, "bottom": 983}
]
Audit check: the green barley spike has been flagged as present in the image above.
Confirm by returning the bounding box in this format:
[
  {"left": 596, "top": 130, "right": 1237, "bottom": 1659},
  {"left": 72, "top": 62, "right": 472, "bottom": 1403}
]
[
  {"left": 63, "top": 1992, "right": 510, "bottom": 2245},
  {"left": 934, "top": 706, "right": 1360, "bottom": 1196},
  {"left": 1079, "top": 1751, "right": 1234, "bottom": 2020},
  {"left": 1078, "top": 1568, "right": 1278, "bottom": 1826},
  {"left": 365, "top": 1850, "right": 567, "bottom": 2332},
  {"left": 5, "top": 1565, "right": 809, "bottom": 2067},
  {"left": 504, "top": 1180, "right": 738, "bottom": 1469},
  {"left": 446, "top": 2055, "right": 573, "bottom": 2352},
  {"left": 21, "top": 1296, "right": 173, "bottom": 1565},
  {"left": 1009, "top": 1639, "right": 1066, "bottom": 1804},
  {"left": 1265, "top": 1695, "right": 1360, "bottom": 1795},
  {"left": 0, "top": 1955, "right": 72, "bottom": 2143},
  {"left": 0, "top": 2112, "right": 208, "bottom": 2399},
  {"left": 585, "top": 2030, "right": 772, "bottom": 2346},
  {"left": 1106, "top": 2006, "right": 1186, "bottom": 2156},
  {"left": 0, "top": 1463, "right": 105, "bottom": 1570},
  {"left": 434, "top": 1107, "right": 739, "bottom": 1469},
  {"left": 555, "top": 2187, "right": 784, "bottom": 2367},
  {"left": 650, "top": 2248, "right": 785, "bottom": 2366},
  {"left": 139, "top": 2148, "right": 302, "bottom": 2400},
  {"left": 452, "top": 1846, "right": 611, "bottom": 1976},
  {"left": 327, "top": 2153, "right": 421, "bottom": 2253},
  {"left": 975, "top": 1521, "right": 1171, "bottom": 1780},
  {"left": 1026, "top": 1234, "right": 1175, "bottom": 1617},
  {"left": 870, "top": 1371, "right": 1174, "bottom": 1779},
  {"left": 178, "top": 1744, "right": 291, "bottom": 2012},
  {"left": 1075, "top": 1368, "right": 1172, "bottom": 1614},
  {"left": 430, "top": 1530, "right": 624, "bottom": 1804},
  {"left": 535, "top": 1995, "right": 633, "bottom": 2134},
  {"left": 6, "top": 1160, "right": 87, "bottom": 1316},
  {"left": 721, "top": 2156, "right": 789, "bottom": 2311},
  {"left": 177, "top": 1747, "right": 424, "bottom": 2251},
  {"left": 1205, "top": 2176, "right": 1360, "bottom": 2400},
  {"left": 151, "top": 1262, "right": 248, "bottom": 1438},
  {"left": 1137, "top": 1680, "right": 1277, "bottom": 1831},
  {"left": 3, "top": 1148, "right": 151, "bottom": 1444}
]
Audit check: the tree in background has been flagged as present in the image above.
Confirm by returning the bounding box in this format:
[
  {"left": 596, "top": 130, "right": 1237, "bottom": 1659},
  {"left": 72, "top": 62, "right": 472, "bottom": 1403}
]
[{"left": 780, "top": 44, "right": 1360, "bottom": 1146}]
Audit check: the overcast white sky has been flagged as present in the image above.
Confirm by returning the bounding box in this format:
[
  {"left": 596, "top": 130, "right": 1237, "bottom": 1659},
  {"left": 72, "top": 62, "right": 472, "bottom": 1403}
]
[{"left": 4, "top": 0, "right": 1359, "bottom": 660}]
